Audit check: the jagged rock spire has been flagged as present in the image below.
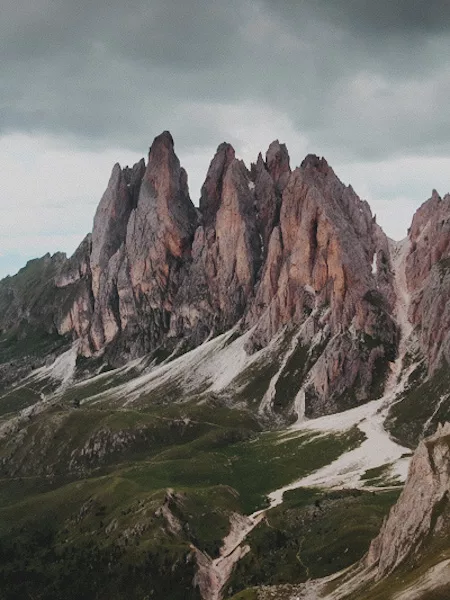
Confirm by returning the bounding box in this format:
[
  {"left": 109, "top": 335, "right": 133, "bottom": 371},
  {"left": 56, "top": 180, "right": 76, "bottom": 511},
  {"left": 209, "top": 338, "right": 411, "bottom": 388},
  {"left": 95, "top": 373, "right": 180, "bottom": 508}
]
[{"left": 199, "top": 142, "right": 235, "bottom": 227}]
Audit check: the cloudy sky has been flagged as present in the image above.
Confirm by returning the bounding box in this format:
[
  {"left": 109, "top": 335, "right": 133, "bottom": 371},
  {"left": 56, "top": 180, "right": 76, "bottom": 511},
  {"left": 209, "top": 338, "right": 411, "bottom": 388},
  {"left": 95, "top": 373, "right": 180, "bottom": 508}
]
[{"left": 2, "top": 0, "right": 450, "bottom": 279}]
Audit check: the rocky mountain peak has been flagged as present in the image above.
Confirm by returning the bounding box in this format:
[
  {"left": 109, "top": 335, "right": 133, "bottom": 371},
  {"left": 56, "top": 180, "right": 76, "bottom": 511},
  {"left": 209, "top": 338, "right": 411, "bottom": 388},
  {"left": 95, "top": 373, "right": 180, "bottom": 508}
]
[
  {"left": 255, "top": 151, "right": 265, "bottom": 168},
  {"left": 142, "top": 131, "right": 196, "bottom": 247},
  {"left": 0, "top": 131, "right": 429, "bottom": 418},
  {"left": 265, "top": 140, "right": 290, "bottom": 192},
  {"left": 2, "top": 132, "right": 450, "bottom": 600},
  {"left": 199, "top": 142, "right": 236, "bottom": 227},
  {"left": 403, "top": 189, "right": 450, "bottom": 370},
  {"left": 171, "top": 147, "right": 261, "bottom": 341},
  {"left": 152, "top": 129, "right": 174, "bottom": 146},
  {"left": 90, "top": 160, "right": 144, "bottom": 299},
  {"left": 300, "top": 153, "right": 330, "bottom": 174}
]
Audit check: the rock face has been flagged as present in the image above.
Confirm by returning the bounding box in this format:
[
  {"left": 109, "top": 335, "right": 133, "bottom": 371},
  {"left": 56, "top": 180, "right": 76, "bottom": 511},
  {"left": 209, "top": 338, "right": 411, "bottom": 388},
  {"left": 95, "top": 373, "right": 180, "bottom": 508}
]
[
  {"left": 172, "top": 148, "right": 261, "bottom": 340},
  {"left": 87, "top": 131, "right": 198, "bottom": 360},
  {"left": 2, "top": 131, "right": 436, "bottom": 418},
  {"left": 245, "top": 155, "right": 397, "bottom": 414},
  {"left": 367, "top": 422, "right": 450, "bottom": 578},
  {"left": 404, "top": 192, "right": 450, "bottom": 370},
  {"left": 0, "top": 244, "right": 92, "bottom": 345}
]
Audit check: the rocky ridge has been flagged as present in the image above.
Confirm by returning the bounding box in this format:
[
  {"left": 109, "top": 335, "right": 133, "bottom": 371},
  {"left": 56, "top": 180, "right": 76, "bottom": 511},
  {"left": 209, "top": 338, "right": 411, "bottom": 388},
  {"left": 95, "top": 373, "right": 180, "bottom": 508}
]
[
  {"left": 239, "top": 423, "right": 450, "bottom": 600},
  {"left": 1, "top": 133, "right": 450, "bottom": 426},
  {"left": 406, "top": 191, "right": 450, "bottom": 370},
  {"left": 0, "top": 131, "right": 405, "bottom": 420},
  {"left": 367, "top": 422, "right": 450, "bottom": 578},
  {"left": 1, "top": 134, "right": 450, "bottom": 600}
]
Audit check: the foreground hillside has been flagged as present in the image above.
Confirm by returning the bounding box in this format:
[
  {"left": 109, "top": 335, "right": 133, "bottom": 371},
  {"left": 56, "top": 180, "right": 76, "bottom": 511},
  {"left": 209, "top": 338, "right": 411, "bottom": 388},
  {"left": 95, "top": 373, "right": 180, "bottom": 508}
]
[
  {"left": 235, "top": 423, "right": 450, "bottom": 600},
  {"left": 0, "top": 132, "right": 449, "bottom": 599}
]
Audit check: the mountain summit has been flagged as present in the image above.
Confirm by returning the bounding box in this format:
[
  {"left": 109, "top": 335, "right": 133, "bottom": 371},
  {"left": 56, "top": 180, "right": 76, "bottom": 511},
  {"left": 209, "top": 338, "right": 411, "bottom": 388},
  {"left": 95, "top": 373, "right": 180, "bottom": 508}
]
[
  {"left": 1, "top": 133, "right": 402, "bottom": 419},
  {"left": 0, "top": 132, "right": 449, "bottom": 600}
]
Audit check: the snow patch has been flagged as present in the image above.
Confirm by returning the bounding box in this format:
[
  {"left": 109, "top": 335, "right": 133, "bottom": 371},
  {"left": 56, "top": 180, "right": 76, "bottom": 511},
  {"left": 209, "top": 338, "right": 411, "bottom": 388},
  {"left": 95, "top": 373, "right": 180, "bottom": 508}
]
[
  {"left": 260, "top": 238, "right": 418, "bottom": 508},
  {"left": 423, "top": 393, "right": 449, "bottom": 435},
  {"left": 111, "top": 327, "right": 263, "bottom": 406},
  {"left": 35, "top": 342, "right": 79, "bottom": 387},
  {"left": 390, "top": 237, "right": 413, "bottom": 343},
  {"left": 259, "top": 327, "right": 304, "bottom": 416},
  {"left": 206, "top": 330, "right": 256, "bottom": 392},
  {"left": 372, "top": 252, "right": 377, "bottom": 275}
]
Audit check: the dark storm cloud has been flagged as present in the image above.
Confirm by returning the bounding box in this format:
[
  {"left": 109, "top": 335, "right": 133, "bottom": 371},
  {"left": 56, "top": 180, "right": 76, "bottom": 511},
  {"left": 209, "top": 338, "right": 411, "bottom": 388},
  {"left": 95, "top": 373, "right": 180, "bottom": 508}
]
[
  {"left": 265, "top": 0, "right": 450, "bottom": 35},
  {"left": 2, "top": 0, "right": 450, "bottom": 161},
  {"left": 1, "top": 0, "right": 252, "bottom": 150},
  {"left": 1, "top": 0, "right": 245, "bottom": 67},
  {"left": 3, "top": 0, "right": 450, "bottom": 278}
]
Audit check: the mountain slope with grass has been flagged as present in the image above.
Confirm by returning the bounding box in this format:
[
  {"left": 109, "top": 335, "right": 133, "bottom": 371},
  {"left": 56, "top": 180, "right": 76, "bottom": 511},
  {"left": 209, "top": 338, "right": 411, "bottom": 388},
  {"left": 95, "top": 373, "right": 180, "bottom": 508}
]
[{"left": 0, "top": 132, "right": 449, "bottom": 599}]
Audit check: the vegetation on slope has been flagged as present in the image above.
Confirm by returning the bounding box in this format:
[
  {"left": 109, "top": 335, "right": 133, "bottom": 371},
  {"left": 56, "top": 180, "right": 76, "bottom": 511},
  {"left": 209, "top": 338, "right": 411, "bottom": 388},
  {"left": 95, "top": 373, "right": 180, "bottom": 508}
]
[
  {"left": 0, "top": 389, "right": 364, "bottom": 600},
  {"left": 387, "top": 362, "right": 450, "bottom": 448},
  {"left": 226, "top": 488, "right": 400, "bottom": 597}
]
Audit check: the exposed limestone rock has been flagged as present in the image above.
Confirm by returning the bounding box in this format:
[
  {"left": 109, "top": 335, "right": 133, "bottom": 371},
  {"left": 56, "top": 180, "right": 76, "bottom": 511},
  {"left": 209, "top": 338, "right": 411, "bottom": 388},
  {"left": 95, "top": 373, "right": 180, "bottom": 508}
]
[
  {"left": 246, "top": 155, "right": 397, "bottom": 413},
  {"left": 367, "top": 422, "right": 450, "bottom": 578},
  {"left": 172, "top": 146, "right": 260, "bottom": 340},
  {"left": 404, "top": 192, "right": 450, "bottom": 370},
  {"left": 90, "top": 159, "right": 144, "bottom": 299},
  {"left": 194, "top": 511, "right": 264, "bottom": 600},
  {"left": 406, "top": 190, "right": 450, "bottom": 290},
  {"left": 251, "top": 145, "right": 287, "bottom": 259},
  {"left": 55, "top": 235, "right": 94, "bottom": 354},
  {"left": 55, "top": 234, "right": 92, "bottom": 288},
  {"left": 247, "top": 424, "right": 450, "bottom": 600},
  {"left": 0, "top": 133, "right": 411, "bottom": 418},
  {"left": 83, "top": 131, "right": 198, "bottom": 359},
  {"left": 265, "top": 139, "right": 291, "bottom": 193},
  {"left": 199, "top": 142, "right": 236, "bottom": 227}
]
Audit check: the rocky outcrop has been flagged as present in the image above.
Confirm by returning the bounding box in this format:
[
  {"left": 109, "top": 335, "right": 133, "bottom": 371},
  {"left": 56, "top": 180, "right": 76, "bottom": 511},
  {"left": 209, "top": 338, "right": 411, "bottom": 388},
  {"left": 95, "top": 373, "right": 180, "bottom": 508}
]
[
  {"left": 404, "top": 192, "right": 450, "bottom": 370},
  {"left": 245, "top": 155, "right": 397, "bottom": 414},
  {"left": 0, "top": 244, "right": 93, "bottom": 345},
  {"left": 0, "top": 133, "right": 405, "bottom": 417},
  {"left": 0, "top": 132, "right": 201, "bottom": 364},
  {"left": 171, "top": 143, "right": 267, "bottom": 341},
  {"left": 55, "top": 235, "right": 94, "bottom": 354},
  {"left": 55, "top": 234, "right": 92, "bottom": 288},
  {"left": 406, "top": 191, "right": 450, "bottom": 290},
  {"left": 367, "top": 422, "right": 450, "bottom": 578},
  {"left": 90, "top": 160, "right": 144, "bottom": 299},
  {"left": 74, "top": 131, "right": 198, "bottom": 360},
  {"left": 265, "top": 140, "right": 290, "bottom": 193}
]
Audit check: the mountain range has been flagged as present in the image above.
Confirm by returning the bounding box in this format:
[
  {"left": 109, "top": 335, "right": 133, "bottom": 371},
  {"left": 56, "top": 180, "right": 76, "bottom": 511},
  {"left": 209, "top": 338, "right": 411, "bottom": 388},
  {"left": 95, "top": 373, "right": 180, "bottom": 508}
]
[{"left": 0, "top": 132, "right": 449, "bottom": 600}]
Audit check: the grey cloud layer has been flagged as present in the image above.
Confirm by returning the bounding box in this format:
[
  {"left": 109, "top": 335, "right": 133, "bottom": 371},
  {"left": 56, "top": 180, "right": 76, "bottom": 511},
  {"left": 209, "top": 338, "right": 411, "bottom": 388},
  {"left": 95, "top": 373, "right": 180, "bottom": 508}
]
[
  {"left": 267, "top": 0, "right": 450, "bottom": 34},
  {"left": 2, "top": 0, "right": 450, "bottom": 160}
]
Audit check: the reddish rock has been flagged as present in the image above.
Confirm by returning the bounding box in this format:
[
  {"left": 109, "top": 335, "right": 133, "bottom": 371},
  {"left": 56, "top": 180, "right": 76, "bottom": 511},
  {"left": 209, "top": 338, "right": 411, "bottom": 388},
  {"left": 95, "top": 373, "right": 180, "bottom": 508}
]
[
  {"left": 367, "top": 423, "right": 450, "bottom": 578},
  {"left": 1, "top": 132, "right": 407, "bottom": 418},
  {"left": 172, "top": 147, "right": 260, "bottom": 338},
  {"left": 405, "top": 192, "right": 450, "bottom": 369},
  {"left": 245, "top": 156, "right": 397, "bottom": 412},
  {"left": 199, "top": 142, "right": 235, "bottom": 227},
  {"left": 265, "top": 140, "right": 290, "bottom": 193},
  {"left": 406, "top": 191, "right": 450, "bottom": 291}
]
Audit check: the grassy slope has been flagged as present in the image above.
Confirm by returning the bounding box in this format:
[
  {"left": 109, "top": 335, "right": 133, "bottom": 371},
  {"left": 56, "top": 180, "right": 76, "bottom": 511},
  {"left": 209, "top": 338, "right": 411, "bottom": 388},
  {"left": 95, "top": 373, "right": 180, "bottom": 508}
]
[
  {"left": 228, "top": 495, "right": 449, "bottom": 600},
  {"left": 387, "top": 362, "right": 450, "bottom": 448},
  {"left": 3, "top": 318, "right": 437, "bottom": 599},
  {"left": 226, "top": 488, "right": 400, "bottom": 597},
  {"left": 339, "top": 528, "right": 450, "bottom": 600},
  {"left": 0, "top": 387, "right": 364, "bottom": 600}
]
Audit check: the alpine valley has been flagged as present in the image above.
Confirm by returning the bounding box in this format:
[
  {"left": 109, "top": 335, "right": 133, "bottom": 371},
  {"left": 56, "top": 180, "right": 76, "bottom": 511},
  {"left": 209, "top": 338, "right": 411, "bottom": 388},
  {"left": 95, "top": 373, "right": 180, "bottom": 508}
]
[{"left": 0, "top": 131, "right": 449, "bottom": 600}]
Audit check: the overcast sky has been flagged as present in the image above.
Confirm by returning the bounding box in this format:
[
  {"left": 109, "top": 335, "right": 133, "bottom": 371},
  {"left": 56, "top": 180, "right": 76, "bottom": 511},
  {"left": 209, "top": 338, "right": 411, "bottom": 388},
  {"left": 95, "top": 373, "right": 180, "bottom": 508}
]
[{"left": 2, "top": 0, "right": 450, "bottom": 279}]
